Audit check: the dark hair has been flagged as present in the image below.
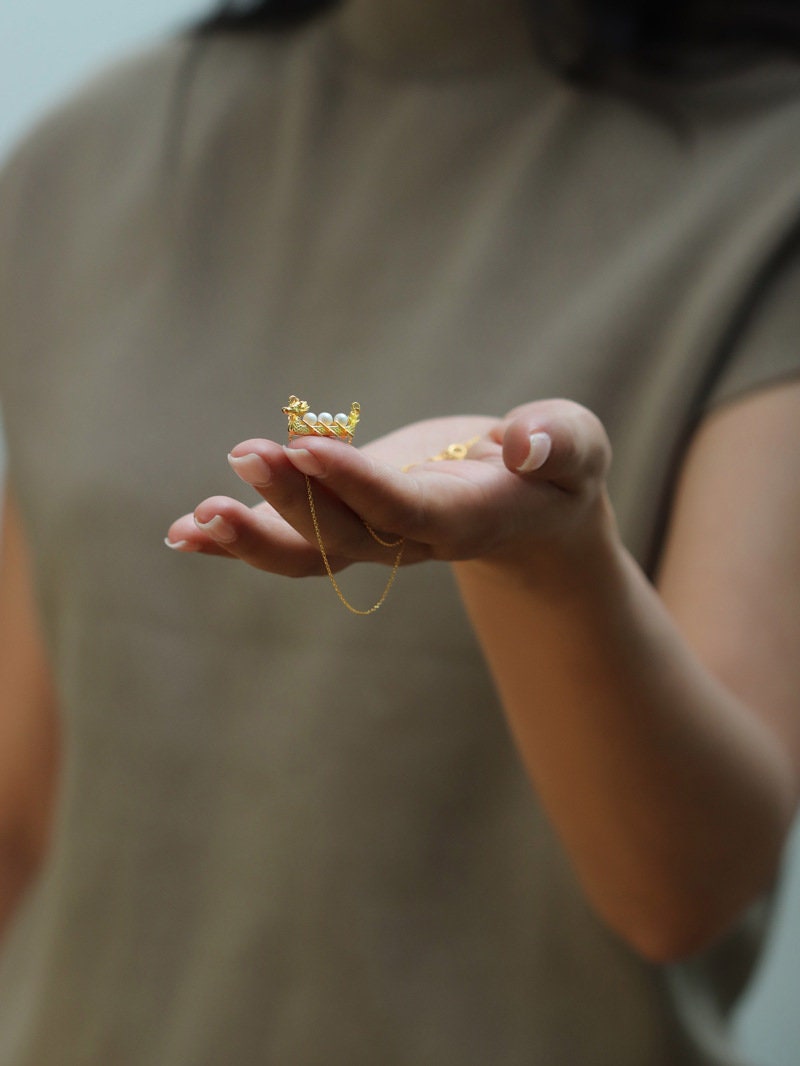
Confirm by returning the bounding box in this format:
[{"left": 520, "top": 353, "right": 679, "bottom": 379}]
[
  {"left": 200, "top": 0, "right": 338, "bottom": 31},
  {"left": 197, "top": 1, "right": 800, "bottom": 80}
]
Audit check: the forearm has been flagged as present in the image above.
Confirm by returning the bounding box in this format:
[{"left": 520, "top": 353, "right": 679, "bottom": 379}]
[
  {"left": 0, "top": 485, "right": 60, "bottom": 945},
  {"left": 0, "top": 835, "right": 39, "bottom": 943},
  {"left": 454, "top": 502, "right": 796, "bottom": 961},
  {"left": 175, "top": 394, "right": 800, "bottom": 960}
]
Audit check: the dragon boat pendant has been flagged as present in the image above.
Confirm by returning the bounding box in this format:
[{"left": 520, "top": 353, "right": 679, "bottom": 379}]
[{"left": 282, "top": 395, "right": 361, "bottom": 443}]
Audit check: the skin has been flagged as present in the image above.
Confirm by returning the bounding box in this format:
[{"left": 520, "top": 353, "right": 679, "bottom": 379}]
[
  {"left": 0, "top": 490, "right": 59, "bottom": 940},
  {"left": 2, "top": 0, "right": 799, "bottom": 965},
  {"left": 0, "top": 0, "right": 536, "bottom": 940},
  {"left": 5, "top": 385, "right": 799, "bottom": 957},
  {"left": 162, "top": 383, "right": 800, "bottom": 961}
]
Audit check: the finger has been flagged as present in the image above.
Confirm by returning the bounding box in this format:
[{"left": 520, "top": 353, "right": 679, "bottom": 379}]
[
  {"left": 225, "top": 440, "right": 280, "bottom": 493},
  {"left": 501, "top": 400, "right": 611, "bottom": 492},
  {"left": 227, "top": 438, "right": 359, "bottom": 545},
  {"left": 279, "top": 437, "right": 505, "bottom": 558},
  {"left": 172, "top": 495, "right": 323, "bottom": 576},
  {"left": 229, "top": 438, "right": 420, "bottom": 562},
  {"left": 165, "top": 510, "right": 236, "bottom": 557},
  {"left": 283, "top": 438, "right": 431, "bottom": 541}
]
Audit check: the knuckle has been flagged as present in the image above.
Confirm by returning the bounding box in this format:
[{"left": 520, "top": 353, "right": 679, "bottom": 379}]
[
  {"left": 395, "top": 477, "right": 428, "bottom": 539},
  {"left": 289, "top": 556, "right": 324, "bottom": 578},
  {"left": 365, "top": 470, "right": 425, "bottom": 540},
  {"left": 566, "top": 406, "right": 611, "bottom": 479}
]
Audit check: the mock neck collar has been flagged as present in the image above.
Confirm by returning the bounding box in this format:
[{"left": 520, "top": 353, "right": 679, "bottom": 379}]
[{"left": 331, "top": 0, "right": 536, "bottom": 78}]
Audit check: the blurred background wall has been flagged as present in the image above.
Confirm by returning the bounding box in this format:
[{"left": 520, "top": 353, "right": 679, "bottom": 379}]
[{"left": 1, "top": 3, "right": 799, "bottom": 1063}]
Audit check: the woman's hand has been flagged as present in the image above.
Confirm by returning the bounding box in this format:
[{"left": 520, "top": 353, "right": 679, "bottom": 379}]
[
  {"left": 165, "top": 400, "right": 614, "bottom": 577},
  {"left": 167, "top": 385, "right": 800, "bottom": 961}
]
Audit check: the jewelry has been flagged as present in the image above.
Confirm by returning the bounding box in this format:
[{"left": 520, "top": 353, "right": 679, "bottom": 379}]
[
  {"left": 282, "top": 395, "right": 361, "bottom": 443},
  {"left": 401, "top": 435, "right": 481, "bottom": 472},
  {"left": 284, "top": 396, "right": 405, "bottom": 616}
]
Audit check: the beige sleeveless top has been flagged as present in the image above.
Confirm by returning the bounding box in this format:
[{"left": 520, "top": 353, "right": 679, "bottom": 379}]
[{"left": 1, "top": 16, "right": 799, "bottom": 1064}]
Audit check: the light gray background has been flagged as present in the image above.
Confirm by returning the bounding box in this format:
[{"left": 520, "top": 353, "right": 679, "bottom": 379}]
[{"left": 1, "top": 3, "right": 798, "bottom": 1062}]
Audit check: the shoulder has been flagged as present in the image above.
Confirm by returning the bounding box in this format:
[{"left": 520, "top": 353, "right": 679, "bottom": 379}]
[
  {"left": 659, "top": 60, "right": 800, "bottom": 169},
  {"left": 0, "top": 29, "right": 310, "bottom": 288},
  {"left": 1, "top": 38, "right": 190, "bottom": 193},
  {"left": 0, "top": 37, "right": 193, "bottom": 271},
  {"left": 0, "top": 28, "right": 305, "bottom": 223}
]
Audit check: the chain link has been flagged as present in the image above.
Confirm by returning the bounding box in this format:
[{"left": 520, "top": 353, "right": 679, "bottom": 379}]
[{"left": 304, "top": 475, "right": 405, "bottom": 616}]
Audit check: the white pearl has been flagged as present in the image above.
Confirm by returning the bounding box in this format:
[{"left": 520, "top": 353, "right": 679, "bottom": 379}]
[
  {"left": 303, "top": 412, "right": 318, "bottom": 425},
  {"left": 319, "top": 412, "right": 333, "bottom": 425},
  {"left": 334, "top": 413, "right": 349, "bottom": 427}
]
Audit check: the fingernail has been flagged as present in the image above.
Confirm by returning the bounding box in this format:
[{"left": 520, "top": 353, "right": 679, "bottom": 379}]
[
  {"left": 194, "top": 514, "right": 237, "bottom": 543},
  {"left": 283, "top": 446, "right": 325, "bottom": 477},
  {"left": 517, "top": 432, "right": 552, "bottom": 473},
  {"left": 228, "top": 452, "right": 272, "bottom": 486},
  {"left": 164, "top": 537, "right": 196, "bottom": 551}
]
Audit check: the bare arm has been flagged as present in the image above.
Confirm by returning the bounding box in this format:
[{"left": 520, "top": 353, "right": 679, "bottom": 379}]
[
  {"left": 0, "top": 485, "right": 59, "bottom": 938},
  {"left": 167, "top": 383, "right": 800, "bottom": 961},
  {"left": 454, "top": 384, "right": 800, "bottom": 960}
]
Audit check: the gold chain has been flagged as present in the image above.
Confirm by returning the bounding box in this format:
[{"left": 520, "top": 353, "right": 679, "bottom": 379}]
[
  {"left": 362, "top": 524, "right": 404, "bottom": 548},
  {"left": 401, "top": 435, "right": 481, "bottom": 473},
  {"left": 304, "top": 475, "right": 405, "bottom": 616},
  {"left": 286, "top": 390, "right": 479, "bottom": 616}
]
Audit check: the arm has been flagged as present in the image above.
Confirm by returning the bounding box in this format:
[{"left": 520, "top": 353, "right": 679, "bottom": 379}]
[
  {"left": 0, "top": 485, "right": 60, "bottom": 938},
  {"left": 167, "top": 386, "right": 800, "bottom": 960},
  {"left": 454, "top": 384, "right": 800, "bottom": 961}
]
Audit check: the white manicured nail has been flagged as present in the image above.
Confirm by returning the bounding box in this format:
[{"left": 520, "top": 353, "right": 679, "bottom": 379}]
[
  {"left": 194, "top": 515, "right": 237, "bottom": 543},
  {"left": 228, "top": 452, "right": 272, "bottom": 486},
  {"left": 164, "top": 538, "right": 194, "bottom": 551},
  {"left": 516, "top": 432, "right": 552, "bottom": 473},
  {"left": 283, "top": 446, "right": 326, "bottom": 477}
]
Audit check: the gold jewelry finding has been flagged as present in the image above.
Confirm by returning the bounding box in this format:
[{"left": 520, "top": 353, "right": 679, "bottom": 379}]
[
  {"left": 401, "top": 435, "right": 481, "bottom": 472},
  {"left": 284, "top": 396, "right": 405, "bottom": 615}
]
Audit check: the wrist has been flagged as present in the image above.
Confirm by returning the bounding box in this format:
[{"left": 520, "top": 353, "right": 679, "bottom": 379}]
[{"left": 454, "top": 488, "right": 624, "bottom": 601}]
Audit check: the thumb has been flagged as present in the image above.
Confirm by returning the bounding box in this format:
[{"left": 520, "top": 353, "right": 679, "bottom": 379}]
[{"left": 501, "top": 400, "right": 611, "bottom": 493}]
